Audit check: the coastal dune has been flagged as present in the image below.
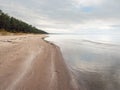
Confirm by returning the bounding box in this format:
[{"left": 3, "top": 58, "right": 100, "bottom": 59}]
[{"left": 0, "top": 35, "right": 79, "bottom": 90}]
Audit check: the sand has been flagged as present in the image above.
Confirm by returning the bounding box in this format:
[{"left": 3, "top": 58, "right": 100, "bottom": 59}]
[{"left": 0, "top": 35, "right": 79, "bottom": 90}]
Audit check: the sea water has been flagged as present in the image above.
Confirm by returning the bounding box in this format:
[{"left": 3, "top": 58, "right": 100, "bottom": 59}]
[{"left": 46, "top": 33, "right": 120, "bottom": 90}]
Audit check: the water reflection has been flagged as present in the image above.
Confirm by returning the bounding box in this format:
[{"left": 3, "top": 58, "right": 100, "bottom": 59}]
[{"left": 46, "top": 34, "right": 120, "bottom": 90}]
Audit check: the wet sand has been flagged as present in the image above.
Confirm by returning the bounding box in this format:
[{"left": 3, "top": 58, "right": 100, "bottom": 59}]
[{"left": 0, "top": 35, "right": 79, "bottom": 90}]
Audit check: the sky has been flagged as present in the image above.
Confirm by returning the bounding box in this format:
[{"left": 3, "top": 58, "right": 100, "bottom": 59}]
[{"left": 0, "top": 0, "right": 120, "bottom": 33}]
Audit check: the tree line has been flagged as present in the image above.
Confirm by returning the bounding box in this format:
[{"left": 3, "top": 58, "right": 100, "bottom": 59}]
[{"left": 0, "top": 10, "right": 47, "bottom": 34}]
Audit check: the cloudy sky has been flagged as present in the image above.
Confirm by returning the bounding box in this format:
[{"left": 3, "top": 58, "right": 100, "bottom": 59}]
[{"left": 0, "top": 0, "right": 120, "bottom": 33}]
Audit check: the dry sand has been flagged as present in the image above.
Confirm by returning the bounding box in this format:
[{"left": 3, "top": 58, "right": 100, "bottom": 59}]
[{"left": 0, "top": 35, "right": 79, "bottom": 90}]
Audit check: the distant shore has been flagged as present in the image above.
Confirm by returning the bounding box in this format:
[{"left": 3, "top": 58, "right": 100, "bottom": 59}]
[{"left": 0, "top": 35, "right": 79, "bottom": 90}]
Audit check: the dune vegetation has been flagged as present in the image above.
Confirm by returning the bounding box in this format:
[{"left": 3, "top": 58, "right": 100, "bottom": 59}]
[{"left": 0, "top": 10, "right": 47, "bottom": 34}]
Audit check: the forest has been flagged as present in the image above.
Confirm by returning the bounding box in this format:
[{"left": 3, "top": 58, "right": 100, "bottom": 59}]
[{"left": 0, "top": 10, "right": 47, "bottom": 34}]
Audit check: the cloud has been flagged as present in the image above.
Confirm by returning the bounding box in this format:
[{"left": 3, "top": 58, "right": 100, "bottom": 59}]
[
  {"left": 0, "top": 0, "right": 120, "bottom": 33},
  {"left": 72, "top": 0, "right": 103, "bottom": 7}
]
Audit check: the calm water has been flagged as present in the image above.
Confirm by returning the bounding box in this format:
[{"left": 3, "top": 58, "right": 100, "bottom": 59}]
[{"left": 46, "top": 34, "right": 120, "bottom": 90}]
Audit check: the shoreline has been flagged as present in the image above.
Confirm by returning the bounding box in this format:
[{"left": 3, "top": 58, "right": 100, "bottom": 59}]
[{"left": 0, "top": 35, "right": 79, "bottom": 90}]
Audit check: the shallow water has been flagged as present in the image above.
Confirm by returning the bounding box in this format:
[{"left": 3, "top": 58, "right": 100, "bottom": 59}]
[{"left": 46, "top": 34, "right": 120, "bottom": 90}]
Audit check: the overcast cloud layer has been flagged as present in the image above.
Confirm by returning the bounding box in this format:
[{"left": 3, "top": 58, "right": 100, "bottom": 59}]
[{"left": 0, "top": 0, "right": 120, "bottom": 33}]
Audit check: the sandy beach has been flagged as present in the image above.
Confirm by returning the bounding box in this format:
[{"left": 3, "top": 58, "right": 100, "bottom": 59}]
[{"left": 0, "top": 35, "right": 79, "bottom": 90}]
